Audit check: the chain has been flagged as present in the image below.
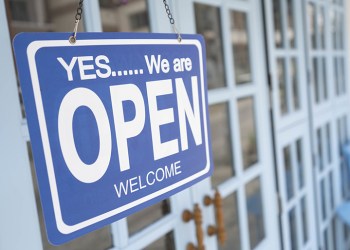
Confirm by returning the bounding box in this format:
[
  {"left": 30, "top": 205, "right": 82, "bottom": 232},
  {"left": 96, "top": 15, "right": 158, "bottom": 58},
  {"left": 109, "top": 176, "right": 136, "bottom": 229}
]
[
  {"left": 69, "top": 0, "right": 84, "bottom": 44},
  {"left": 163, "top": 0, "right": 182, "bottom": 42}
]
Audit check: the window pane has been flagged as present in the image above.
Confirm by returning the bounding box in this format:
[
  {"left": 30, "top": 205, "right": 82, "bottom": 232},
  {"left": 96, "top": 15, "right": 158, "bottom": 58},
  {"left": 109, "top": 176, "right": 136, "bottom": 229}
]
[
  {"left": 278, "top": 58, "right": 288, "bottom": 114},
  {"left": 287, "top": 0, "right": 296, "bottom": 48},
  {"left": 296, "top": 139, "right": 304, "bottom": 189},
  {"left": 231, "top": 11, "right": 252, "bottom": 84},
  {"left": 331, "top": 11, "right": 337, "bottom": 49},
  {"left": 288, "top": 208, "right": 298, "bottom": 250},
  {"left": 340, "top": 57, "right": 346, "bottom": 94},
  {"left": 320, "top": 179, "right": 327, "bottom": 221},
  {"left": 332, "top": 217, "right": 337, "bottom": 250},
  {"left": 313, "top": 58, "right": 320, "bottom": 103},
  {"left": 301, "top": 197, "right": 309, "bottom": 244},
  {"left": 326, "top": 123, "right": 332, "bottom": 164},
  {"left": 334, "top": 57, "right": 340, "bottom": 95},
  {"left": 322, "top": 58, "right": 328, "bottom": 100},
  {"left": 220, "top": 193, "right": 241, "bottom": 250},
  {"left": 273, "top": 0, "right": 284, "bottom": 48},
  {"left": 291, "top": 58, "right": 300, "bottom": 110},
  {"left": 329, "top": 172, "right": 335, "bottom": 210},
  {"left": 99, "top": 0, "right": 149, "bottom": 32},
  {"left": 238, "top": 97, "right": 258, "bottom": 169},
  {"left": 308, "top": 4, "right": 316, "bottom": 49},
  {"left": 318, "top": 7, "right": 325, "bottom": 49},
  {"left": 195, "top": 3, "right": 226, "bottom": 89},
  {"left": 317, "top": 128, "right": 324, "bottom": 171},
  {"left": 128, "top": 199, "right": 171, "bottom": 235},
  {"left": 210, "top": 103, "right": 234, "bottom": 187},
  {"left": 144, "top": 231, "right": 175, "bottom": 250},
  {"left": 246, "top": 177, "right": 265, "bottom": 249},
  {"left": 283, "top": 145, "right": 294, "bottom": 200}
]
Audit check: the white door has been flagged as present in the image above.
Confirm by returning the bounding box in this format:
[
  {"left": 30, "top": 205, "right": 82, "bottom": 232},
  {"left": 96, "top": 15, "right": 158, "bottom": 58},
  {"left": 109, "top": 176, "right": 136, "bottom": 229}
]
[
  {"left": 263, "top": 0, "right": 318, "bottom": 249},
  {"left": 175, "top": 0, "right": 280, "bottom": 249}
]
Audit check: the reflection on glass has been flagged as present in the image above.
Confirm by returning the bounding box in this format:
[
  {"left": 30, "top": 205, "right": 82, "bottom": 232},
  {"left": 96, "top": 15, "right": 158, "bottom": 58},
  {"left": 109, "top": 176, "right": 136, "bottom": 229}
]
[
  {"left": 231, "top": 11, "right": 251, "bottom": 84},
  {"left": 245, "top": 177, "right": 265, "bottom": 249},
  {"left": 301, "top": 197, "right": 309, "bottom": 244},
  {"left": 296, "top": 139, "right": 304, "bottom": 189},
  {"left": 283, "top": 145, "right": 294, "bottom": 200},
  {"left": 99, "top": 0, "right": 149, "bottom": 32},
  {"left": 144, "top": 231, "right": 175, "bottom": 250},
  {"left": 238, "top": 97, "right": 258, "bottom": 169},
  {"left": 317, "top": 128, "right": 324, "bottom": 171},
  {"left": 277, "top": 58, "right": 288, "bottom": 114},
  {"left": 288, "top": 208, "right": 298, "bottom": 250},
  {"left": 287, "top": 0, "right": 295, "bottom": 48},
  {"left": 308, "top": 4, "right": 316, "bottom": 49},
  {"left": 326, "top": 123, "right": 332, "bottom": 164},
  {"left": 273, "top": 0, "right": 284, "bottom": 48},
  {"left": 320, "top": 179, "right": 327, "bottom": 221},
  {"left": 195, "top": 3, "right": 226, "bottom": 89},
  {"left": 291, "top": 58, "right": 300, "bottom": 110},
  {"left": 313, "top": 58, "right": 320, "bottom": 103},
  {"left": 318, "top": 7, "right": 325, "bottom": 49},
  {"left": 210, "top": 103, "right": 234, "bottom": 187},
  {"left": 220, "top": 193, "right": 241, "bottom": 250},
  {"left": 128, "top": 199, "right": 171, "bottom": 235}
]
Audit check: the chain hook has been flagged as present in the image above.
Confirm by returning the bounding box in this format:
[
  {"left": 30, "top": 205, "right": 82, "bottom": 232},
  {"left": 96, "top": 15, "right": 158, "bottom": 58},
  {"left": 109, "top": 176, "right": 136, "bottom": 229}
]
[
  {"left": 163, "top": 0, "right": 182, "bottom": 43},
  {"left": 69, "top": 0, "right": 84, "bottom": 44}
]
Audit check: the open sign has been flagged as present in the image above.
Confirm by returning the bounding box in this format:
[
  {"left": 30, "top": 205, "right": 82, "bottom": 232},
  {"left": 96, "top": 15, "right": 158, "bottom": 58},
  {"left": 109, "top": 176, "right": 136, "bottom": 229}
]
[{"left": 14, "top": 32, "right": 212, "bottom": 245}]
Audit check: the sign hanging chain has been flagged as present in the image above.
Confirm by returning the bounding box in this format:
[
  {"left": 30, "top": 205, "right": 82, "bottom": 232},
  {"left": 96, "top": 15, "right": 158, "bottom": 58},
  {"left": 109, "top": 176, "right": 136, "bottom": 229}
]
[
  {"left": 69, "top": 0, "right": 84, "bottom": 44},
  {"left": 163, "top": 0, "right": 182, "bottom": 43}
]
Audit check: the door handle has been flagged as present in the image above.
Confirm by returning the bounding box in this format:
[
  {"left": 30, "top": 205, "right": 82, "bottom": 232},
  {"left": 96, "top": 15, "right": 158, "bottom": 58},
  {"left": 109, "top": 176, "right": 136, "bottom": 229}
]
[
  {"left": 204, "top": 190, "right": 226, "bottom": 246},
  {"left": 183, "top": 203, "right": 205, "bottom": 250}
]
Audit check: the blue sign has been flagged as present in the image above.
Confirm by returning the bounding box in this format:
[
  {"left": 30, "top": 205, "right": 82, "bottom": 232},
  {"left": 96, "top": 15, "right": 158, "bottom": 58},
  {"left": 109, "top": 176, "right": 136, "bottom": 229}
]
[{"left": 13, "top": 32, "right": 213, "bottom": 245}]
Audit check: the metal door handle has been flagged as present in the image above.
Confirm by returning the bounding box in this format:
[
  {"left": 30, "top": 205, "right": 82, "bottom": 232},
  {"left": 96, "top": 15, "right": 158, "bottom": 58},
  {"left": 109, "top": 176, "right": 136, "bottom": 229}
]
[
  {"left": 183, "top": 203, "right": 205, "bottom": 250},
  {"left": 204, "top": 190, "right": 226, "bottom": 246}
]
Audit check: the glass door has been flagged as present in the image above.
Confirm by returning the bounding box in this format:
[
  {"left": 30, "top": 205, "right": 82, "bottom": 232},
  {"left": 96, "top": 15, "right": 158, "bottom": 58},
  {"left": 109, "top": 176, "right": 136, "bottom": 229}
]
[
  {"left": 176, "top": 0, "right": 280, "bottom": 249},
  {"left": 264, "top": 0, "right": 318, "bottom": 249}
]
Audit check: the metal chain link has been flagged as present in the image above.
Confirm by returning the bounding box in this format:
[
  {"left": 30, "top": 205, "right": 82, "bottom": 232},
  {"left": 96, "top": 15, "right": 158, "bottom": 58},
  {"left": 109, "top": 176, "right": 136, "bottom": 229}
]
[
  {"left": 69, "top": 0, "right": 84, "bottom": 44},
  {"left": 163, "top": 0, "right": 182, "bottom": 42}
]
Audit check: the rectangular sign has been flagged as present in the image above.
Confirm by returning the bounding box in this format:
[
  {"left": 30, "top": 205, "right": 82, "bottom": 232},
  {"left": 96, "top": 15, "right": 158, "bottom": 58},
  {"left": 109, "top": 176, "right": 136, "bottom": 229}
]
[{"left": 13, "top": 32, "right": 212, "bottom": 245}]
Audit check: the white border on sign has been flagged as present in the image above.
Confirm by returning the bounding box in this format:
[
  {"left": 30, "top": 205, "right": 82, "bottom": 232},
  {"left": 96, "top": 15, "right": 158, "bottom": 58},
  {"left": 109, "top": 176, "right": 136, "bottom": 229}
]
[{"left": 27, "top": 38, "right": 210, "bottom": 234}]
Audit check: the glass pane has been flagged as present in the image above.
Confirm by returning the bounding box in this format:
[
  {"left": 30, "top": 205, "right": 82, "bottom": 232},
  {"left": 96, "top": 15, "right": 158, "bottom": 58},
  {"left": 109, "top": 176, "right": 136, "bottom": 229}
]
[
  {"left": 220, "top": 193, "right": 241, "bottom": 250},
  {"left": 210, "top": 103, "right": 234, "bottom": 187},
  {"left": 322, "top": 58, "right": 328, "bottom": 100},
  {"left": 195, "top": 3, "right": 226, "bottom": 89},
  {"left": 288, "top": 208, "right": 298, "bottom": 250},
  {"left": 287, "top": 0, "right": 296, "bottom": 48},
  {"left": 313, "top": 58, "right": 320, "bottom": 103},
  {"left": 317, "top": 128, "right": 324, "bottom": 171},
  {"left": 318, "top": 7, "right": 325, "bottom": 49},
  {"left": 340, "top": 57, "right": 346, "bottom": 94},
  {"left": 331, "top": 11, "right": 337, "bottom": 49},
  {"left": 338, "top": 13, "right": 344, "bottom": 50},
  {"left": 277, "top": 58, "right": 288, "bottom": 114},
  {"left": 296, "top": 139, "right": 304, "bottom": 189},
  {"left": 326, "top": 123, "right": 332, "bottom": 164},
  {"left": 332, "top": 217, "right": 337, "bottom": 250},
  {"left": 283, "top": 145, "right": 294, "bottom": 200},
  {"left": 301, "top": 197, "right": 309, "bottom": 244},
  {"left": 329, "top": 172, "right": 335, "bottom": 210},
  {"left": 231, "top": 11, "right": 252, "bottom": 84},
  {"left": 246, "top": 177, "right": 265, "bottom": 249},
  {"left": 323, "top": 228, "right": 329, "bottom": 250},
  {"left": 238, "top": 97, "right": 258, "bottom": 169},
  {"left": 144, "top": 231, "right": 175, "bottom": 250},
  {"left": 99, "top": 0, "right": 149, "bottom": 32},
  {"left": 308, "top": 4, "right": 316, "bottom": 49},
  {"left": 273, "top": 0, "right": 284, "bottom": 48},
  {"left": 291, "top": 58, "right": 300, "bottom": 110},
  {"left": 128, "top": 199, "right": 171, "bottom": 235},
  {"left": 334, "top": 57, "right": 340, "bottom": 95},
  {"left": 320, "top": 179, "right": 327, "bottom": 221}
]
